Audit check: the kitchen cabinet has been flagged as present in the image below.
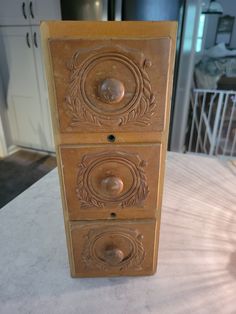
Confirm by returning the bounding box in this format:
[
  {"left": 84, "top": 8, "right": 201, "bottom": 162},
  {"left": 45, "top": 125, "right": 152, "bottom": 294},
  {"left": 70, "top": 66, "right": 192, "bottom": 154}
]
[
  {"left": 31, "top": 25, "right": 54, "bottom": 150},
  {"left": 0, "top": 0, "right": 29, "bottom": 26},
  {"left": 0, "top": 27, "right": 52, "bottom": 150},
  {"left": 29, "top": 0, "right": 62, "bottom": 24},
  {"left": 0, "top": 0, "right": 61, "bottom": 26},
  {"left": 0, "top": 0, "right": 61, "bottom": 153}
]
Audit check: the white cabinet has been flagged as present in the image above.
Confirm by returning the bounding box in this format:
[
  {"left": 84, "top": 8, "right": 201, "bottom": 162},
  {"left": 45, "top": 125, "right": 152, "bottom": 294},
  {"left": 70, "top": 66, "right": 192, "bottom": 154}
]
[
  {"left": 0, "top": 1, "right": 61, "bottom": 153},
  {"left": 31, "top": 25, "right": 54, "bottom": 150},
  {"left": 0, "top": 0, "right": 61, "bottom": 26},
  {"left": 0, "top": 27, "right": 53, "bottom": 151},
  {"left": 0, "top": 0, "right": 28, "bottom": 25},
  {"left": 28, "top": 0, "right": 61, "bottom": 25}
]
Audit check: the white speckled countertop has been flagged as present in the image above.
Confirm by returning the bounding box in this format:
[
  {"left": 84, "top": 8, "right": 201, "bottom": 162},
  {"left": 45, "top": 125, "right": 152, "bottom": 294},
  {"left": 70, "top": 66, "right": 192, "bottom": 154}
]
[{"left": 0, "top": 152, "right": 236, "bottom": 314}]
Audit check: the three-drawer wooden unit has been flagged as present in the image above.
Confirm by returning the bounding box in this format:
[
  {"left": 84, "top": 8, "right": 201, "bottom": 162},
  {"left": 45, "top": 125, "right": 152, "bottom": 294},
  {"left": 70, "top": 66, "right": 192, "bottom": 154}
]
[{"left": 41, "top": 21, "right": 177, "bottom": 277}]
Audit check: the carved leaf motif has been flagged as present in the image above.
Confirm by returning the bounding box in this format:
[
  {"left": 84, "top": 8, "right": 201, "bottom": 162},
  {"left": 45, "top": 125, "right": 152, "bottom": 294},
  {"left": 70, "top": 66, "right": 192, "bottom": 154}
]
[
  {"left": 80, "top": 226, "right": 145, "bottom": 271},
  {"left": 76, "top": 151, "right": 149, "bottom": 209},
  {"left": 64, "top": 46, "right": 157, "bottom": 127}
]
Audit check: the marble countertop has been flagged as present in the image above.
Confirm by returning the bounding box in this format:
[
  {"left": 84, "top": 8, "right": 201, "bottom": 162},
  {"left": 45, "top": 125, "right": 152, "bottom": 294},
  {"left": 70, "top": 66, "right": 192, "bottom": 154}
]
[{"left": 0, "top": 152, "right": 236, "bottom": 314}]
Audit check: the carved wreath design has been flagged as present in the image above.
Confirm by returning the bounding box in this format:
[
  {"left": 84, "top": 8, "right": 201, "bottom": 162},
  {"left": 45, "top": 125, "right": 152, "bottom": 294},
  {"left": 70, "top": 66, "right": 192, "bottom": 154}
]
[
  {"left": 65, "top": 46, "right": 157, "bottom": 127},
  {"left": 81, "top": 226, "right": 145, "bottom": 271},
  {"left": 76, "top": 151, "right": 149, "bottom": 208}
]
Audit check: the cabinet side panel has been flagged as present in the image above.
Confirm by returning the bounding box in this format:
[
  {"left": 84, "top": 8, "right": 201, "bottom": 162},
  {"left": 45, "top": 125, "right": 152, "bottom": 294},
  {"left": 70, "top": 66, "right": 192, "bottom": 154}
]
[{"left": 40, "top": 22, "right": 74, "bottom": 275}]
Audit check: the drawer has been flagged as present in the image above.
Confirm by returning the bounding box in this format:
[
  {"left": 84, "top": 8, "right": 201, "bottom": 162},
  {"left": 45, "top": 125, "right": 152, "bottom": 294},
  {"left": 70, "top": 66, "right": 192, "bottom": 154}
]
[
  {"left": 49, "top": 38, "right": 171, "bottom": 134},
  {"left": 69, "top": 219, "right": 158, "bottom": 277},
  {"left": 60, "top": 144, "right": 161, "bottom": 220}
]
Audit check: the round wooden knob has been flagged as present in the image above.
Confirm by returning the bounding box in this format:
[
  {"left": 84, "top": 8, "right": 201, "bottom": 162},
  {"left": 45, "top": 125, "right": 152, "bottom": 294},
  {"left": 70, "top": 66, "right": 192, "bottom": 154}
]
[
  {"left": 98, "top": 78, "right": 125, "bottom": 104},
  {"left": 100, "top": 176, "right": 124, "bottom": 197},
  {"left": 103, "top": 247, "right": 124, "bottom": 266}
]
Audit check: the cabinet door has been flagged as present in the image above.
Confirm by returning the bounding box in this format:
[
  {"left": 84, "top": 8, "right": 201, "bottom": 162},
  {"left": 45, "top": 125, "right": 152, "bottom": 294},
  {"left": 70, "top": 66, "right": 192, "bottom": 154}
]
[
  {"left": 31, "top": 26, "right": 54, "bottom": 151},
  {"left": 0, "top": 26, "right": 52, "bottom": 150},
  {"left": 0, "top": 0, "right": 29, "bottom": 25},
  {"left": 28, "top": 0, "right": 61, "bottom": 25}
]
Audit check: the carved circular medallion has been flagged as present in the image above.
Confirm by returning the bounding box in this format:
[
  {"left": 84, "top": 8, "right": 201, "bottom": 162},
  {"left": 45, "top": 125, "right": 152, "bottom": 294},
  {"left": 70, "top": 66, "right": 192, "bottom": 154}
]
[
  {"left": 80, "top": 52, "right": 142, "bottom": 115},
  {"left": 81, "top": 226, "right": 145, "bottom": 270},
  {"left": 76, "top": 151, "right": 149, "bottom": 208},
  {"left": 65, "top": 46, "right": 156, "bottom": 127}
]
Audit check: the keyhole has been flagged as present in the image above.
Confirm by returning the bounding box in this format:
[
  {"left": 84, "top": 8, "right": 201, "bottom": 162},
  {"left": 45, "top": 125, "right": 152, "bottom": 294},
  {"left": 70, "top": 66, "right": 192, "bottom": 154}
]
[{"left": 107, "top": 134, "right": 116, "bottom": 142}]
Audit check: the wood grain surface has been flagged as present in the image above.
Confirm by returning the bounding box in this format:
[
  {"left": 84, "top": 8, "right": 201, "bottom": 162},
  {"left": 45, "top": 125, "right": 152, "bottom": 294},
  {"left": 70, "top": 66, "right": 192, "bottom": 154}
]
[
  {"left": 60, "top": 144, "right": 161, "bottom": 220},
  {"left": 41, "top": 21, "right": 177, "bottom": 277},
  {"left": 69, "top": 219, "right": 158, "bottom": 277}
]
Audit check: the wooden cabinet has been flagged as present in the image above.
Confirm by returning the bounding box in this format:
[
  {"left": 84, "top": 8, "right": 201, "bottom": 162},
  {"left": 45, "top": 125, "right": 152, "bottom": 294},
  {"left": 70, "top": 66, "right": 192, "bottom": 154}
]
[{"left": 41, "top": 21, "right": 177, "bottom": 277}]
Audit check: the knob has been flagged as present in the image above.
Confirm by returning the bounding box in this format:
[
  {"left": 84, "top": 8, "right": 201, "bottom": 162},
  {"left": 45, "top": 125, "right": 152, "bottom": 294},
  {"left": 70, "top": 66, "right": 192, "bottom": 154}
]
[
  {"left": 103, "top": 247, "right": 124, "bottom": 266},
  {"left": 98, "top": 78, "right": 125, "bottom": 104},
  {"left": 100, "top": 176, "right": 124, "bottom": 197}
]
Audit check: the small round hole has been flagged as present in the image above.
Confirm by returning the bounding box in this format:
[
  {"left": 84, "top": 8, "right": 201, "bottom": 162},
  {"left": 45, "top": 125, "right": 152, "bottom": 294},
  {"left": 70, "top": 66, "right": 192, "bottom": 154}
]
[
  {"left": 107, "top": 134, "right": 116, "bottom": 142},
  {"left": 110, "top": 212, "right": 116, "bottom": 218}
]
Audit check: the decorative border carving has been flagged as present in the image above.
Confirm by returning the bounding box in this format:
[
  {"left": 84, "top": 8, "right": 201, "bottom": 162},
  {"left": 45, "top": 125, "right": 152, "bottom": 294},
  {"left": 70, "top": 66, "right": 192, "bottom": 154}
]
[
  {"left": 76, "top": 151, "right": 149, "bottom": 208},
  {"left": 65, "top": 45, "right": 156, "bottom": 127},
  {"left": 81, "top": 226, "right": 145, "bottom": 271}
]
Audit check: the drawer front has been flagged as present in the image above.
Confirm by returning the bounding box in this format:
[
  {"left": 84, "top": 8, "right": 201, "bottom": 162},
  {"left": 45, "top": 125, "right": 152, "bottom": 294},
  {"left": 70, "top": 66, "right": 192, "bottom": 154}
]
[
  {"left": 49, "top": 38, "right": 171, "bottom": 133},
  {"left": 69, "top": 219, "right": 158, "bottom": 277},
  {"left": 60, "top": 144, "right": 161, "bottom": 220}
]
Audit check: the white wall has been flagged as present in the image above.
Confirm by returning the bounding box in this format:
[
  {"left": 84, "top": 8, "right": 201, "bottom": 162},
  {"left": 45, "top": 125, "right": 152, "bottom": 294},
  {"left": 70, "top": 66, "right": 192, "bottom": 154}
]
[{"left": 205, "top": 0, "right": 236, "bottom": 49}]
